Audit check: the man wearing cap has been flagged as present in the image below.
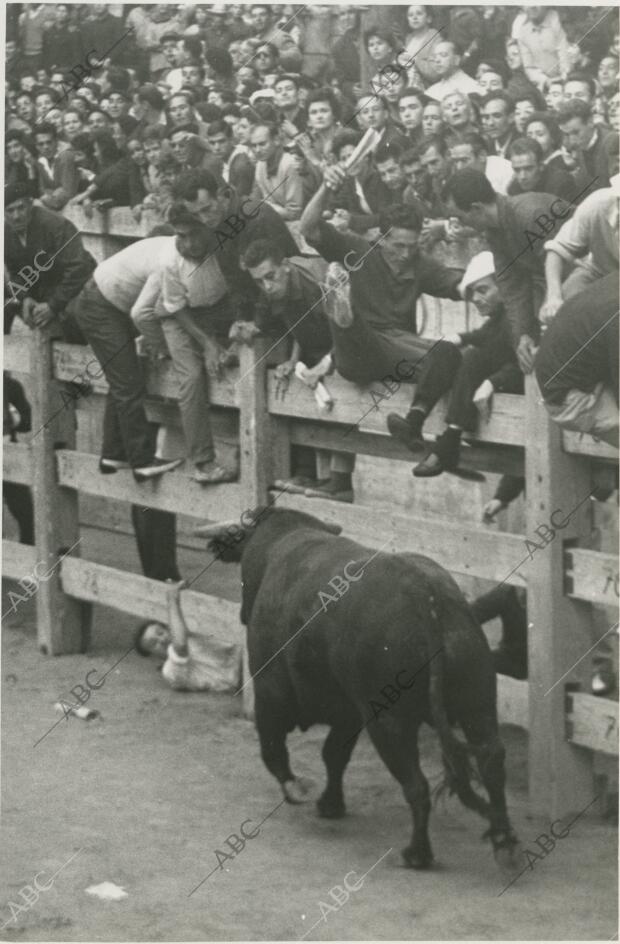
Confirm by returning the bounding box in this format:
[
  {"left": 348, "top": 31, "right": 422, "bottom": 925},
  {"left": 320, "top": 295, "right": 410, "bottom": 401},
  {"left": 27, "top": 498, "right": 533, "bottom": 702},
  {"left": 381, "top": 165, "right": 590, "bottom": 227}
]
[
  {"left": 4, "top": 180, "right": 95, "bottom": 339},
  {"left": 404, "top": 252, "right": 523, "bottom": 477}
]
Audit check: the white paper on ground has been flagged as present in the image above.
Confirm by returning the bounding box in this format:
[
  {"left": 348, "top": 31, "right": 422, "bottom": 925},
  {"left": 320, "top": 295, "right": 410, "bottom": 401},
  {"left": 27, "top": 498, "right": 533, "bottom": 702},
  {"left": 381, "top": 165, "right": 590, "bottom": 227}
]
[{"left": 85, "top": 882, "right": 128, "bottom": 901}]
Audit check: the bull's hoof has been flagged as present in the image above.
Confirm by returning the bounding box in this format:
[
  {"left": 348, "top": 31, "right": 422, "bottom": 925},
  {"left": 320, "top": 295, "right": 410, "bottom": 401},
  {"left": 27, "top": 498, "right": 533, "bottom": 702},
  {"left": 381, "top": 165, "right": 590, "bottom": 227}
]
[
  {"left": 282, "top": 777, "right": 312, "bottom": 804},
  {"left": 402, "top": 844, "right": 434, "bottom": 869},
  {"left": 317, "top": 794, "right": 346, "bottom": 819},
  {"left": 493, "top": 838, "right": 524, "bottom": 875}
]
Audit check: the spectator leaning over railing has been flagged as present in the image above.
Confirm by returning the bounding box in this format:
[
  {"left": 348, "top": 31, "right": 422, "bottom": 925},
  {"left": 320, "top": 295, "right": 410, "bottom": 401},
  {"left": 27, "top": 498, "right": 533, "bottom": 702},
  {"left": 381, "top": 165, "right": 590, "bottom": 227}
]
[
  {"left": 506, "top": 136, "right": 579, "bottom": 202},
  {"left": 4, "top": 180, "right": 95, "bottom": 342},
  {"left": 71, "top": 235, "right": 183, "bottom": 482},
  {"left": 442, "top": 168, "right": 572, "bottom": 374},
  {"left": 535, "top": 271, "right": 619, "bottom": 448},
  {"left": 541, "top": 170, "right": 620, "bottom": 319},
  {"left": 556, "top": 98, "right": 617, "bottom": 191}
]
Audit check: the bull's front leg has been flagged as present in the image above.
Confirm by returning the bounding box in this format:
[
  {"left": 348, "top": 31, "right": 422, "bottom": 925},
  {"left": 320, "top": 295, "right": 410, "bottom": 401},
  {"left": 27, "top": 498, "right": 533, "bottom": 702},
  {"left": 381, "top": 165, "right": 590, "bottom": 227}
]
[{"left": 255, "top": 700, "right": 311, "bottom": 804}]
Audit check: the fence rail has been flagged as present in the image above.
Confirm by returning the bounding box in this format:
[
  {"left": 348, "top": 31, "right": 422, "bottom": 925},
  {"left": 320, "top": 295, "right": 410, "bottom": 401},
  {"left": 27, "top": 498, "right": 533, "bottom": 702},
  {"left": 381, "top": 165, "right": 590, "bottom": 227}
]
[{"left": 3, "top": 208, "right": 618, "bottom": 819}]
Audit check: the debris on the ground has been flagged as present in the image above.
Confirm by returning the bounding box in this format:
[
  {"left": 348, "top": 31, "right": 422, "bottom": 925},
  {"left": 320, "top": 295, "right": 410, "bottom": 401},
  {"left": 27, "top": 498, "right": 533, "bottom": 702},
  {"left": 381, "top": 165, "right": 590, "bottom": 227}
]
[
  {"left": 85, "top": 882, "right": 128, "bottom": 901},
  {"left": 54, "top": 703, "right": 100, "bottom": 721}
]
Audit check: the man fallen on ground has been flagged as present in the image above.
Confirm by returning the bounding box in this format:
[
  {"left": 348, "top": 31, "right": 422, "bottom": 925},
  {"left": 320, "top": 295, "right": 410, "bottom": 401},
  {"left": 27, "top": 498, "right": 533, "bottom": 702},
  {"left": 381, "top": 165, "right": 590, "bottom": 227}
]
[
  {"left": 135, "top": 580, "right": 240, "bottom": 692},
  {"left": 535, "top": 272, "right": 619, "bottom": 448}
]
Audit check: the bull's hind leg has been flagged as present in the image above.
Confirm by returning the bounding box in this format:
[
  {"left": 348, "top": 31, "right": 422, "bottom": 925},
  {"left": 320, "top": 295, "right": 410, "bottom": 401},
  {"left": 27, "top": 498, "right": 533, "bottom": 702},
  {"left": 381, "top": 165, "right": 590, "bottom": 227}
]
[
  {"left": 460, "top": 711, "right": 521, "bottom": 871},
  {"left": 366, "top": 721, "right": 433, "bottom": 868},
  {"left": 255, "top": 696, "right": 311, "bottom": 804},
  {"left": 317, "top": 720, "right": 360, "bottom": 819}
]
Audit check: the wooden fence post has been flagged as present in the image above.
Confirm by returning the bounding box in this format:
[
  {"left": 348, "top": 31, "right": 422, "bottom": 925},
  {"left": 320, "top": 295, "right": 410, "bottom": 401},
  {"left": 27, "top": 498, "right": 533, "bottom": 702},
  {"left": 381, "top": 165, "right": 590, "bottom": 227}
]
[
  {"left": 237, "top": 338, "right": 289, "bottom": 718},
  {"left": 525, "top": 375, "right": 595, "bottom": 816},
  {"left": 30, "top": 329, "right": 90, "bottom": 654}
]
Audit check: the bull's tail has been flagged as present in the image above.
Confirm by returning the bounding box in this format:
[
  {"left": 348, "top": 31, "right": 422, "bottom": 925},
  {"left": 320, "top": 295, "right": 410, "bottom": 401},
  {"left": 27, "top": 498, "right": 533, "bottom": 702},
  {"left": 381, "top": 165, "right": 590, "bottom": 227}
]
[{"left": 423, "top": 591, "right": 490, "bottom": 820}]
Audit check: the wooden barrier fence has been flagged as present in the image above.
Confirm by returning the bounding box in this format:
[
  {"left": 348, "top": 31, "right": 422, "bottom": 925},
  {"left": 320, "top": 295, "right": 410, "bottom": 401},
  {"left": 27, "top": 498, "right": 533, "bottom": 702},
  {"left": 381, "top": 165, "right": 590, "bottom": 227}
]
[{"left": 3, "top": 208, "right": 618, "bottom": 819}]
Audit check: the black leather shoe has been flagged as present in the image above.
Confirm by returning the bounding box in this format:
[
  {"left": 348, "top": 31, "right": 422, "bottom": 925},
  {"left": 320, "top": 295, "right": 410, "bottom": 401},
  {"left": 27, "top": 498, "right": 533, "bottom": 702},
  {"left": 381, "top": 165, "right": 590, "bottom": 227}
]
[
  {"left": 387, "top": 413, "right": 424, "bottom": 452},
  {"left": 413, "top": 452, "right": 445, "bottom": 477}
]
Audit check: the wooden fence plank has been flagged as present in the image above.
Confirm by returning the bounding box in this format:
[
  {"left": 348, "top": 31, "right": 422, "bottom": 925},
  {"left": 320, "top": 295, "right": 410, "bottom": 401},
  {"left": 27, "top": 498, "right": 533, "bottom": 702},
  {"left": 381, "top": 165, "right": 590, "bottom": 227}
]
[
  {"left": 566, "top": 548, "right": 620, "bottom": 607},
  {"left": 2, "top": 539, "right": 36, "bottom": 583},
  {"left": 55, "top": 450, "right": 242, "bottom": 520},
  {"left": 60, "top": 557, "right": 243, "bottom": 650},
  {"left": 4, "top": 333, "right": 31, "bottom": 373},
  {"left": 268, "top": 375, "right": 526, "bottom": 446},
  {"left": 567, "top": 690, "right": 618, "bottom": 756},
  {"left": 497, "top": 675, "right": 529, "bottom": 729},
  {"left": 273, "top": 490, "right": 527, "bottom": 586},
  {"left": 563, "top": 431, "right": 619, "bottom": 461},
  {"left": 3, "top": 443, "right": 33, "bottom": 485}
]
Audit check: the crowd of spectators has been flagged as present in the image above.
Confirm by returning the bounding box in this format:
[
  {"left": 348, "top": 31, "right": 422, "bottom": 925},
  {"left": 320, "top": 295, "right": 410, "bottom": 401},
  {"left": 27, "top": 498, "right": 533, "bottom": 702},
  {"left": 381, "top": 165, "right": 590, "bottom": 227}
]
[{"left": 4, "top": 5, "right": 619, "bottom": 690}]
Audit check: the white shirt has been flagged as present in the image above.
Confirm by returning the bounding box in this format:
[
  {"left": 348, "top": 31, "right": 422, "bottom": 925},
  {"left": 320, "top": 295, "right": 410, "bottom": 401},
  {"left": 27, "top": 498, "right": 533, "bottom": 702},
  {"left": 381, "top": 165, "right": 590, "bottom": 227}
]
[
  {"left": 161, "top": 244, "right": 228, "bottom": 314},
  {"left": 94, "top": 237, "right": 175, "bottom": 312},
  {"left": 425, "top": 70, "right": 483, "bottom": 102},
  {"left": 485, "top": 155, "right": 514, "bottom": 196}
]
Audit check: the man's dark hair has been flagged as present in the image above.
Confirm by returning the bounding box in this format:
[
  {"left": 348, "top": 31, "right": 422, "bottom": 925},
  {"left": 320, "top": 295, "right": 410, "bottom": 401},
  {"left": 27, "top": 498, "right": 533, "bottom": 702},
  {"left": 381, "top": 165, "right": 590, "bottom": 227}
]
[
  {"left": 161, "top": 31, "right": 180, "bottom": 44},
  {"left": 375, "top": 141, "right": 405, "bottom": 165},
  {"left": 377, "top": 203, "right": 424, "bottom": 235},
  {"left": 221, "top": 104, "right": 242, "bottom": 119},
  {"left": 137, "top": 83, "right": 165, "bottom": 112},
  {"left": 34, "top": 122, "right": 57, "bottom": 139},
  {"left": 444, "top": 168, "right": 496, "bottom": 210},
  {"left": 305, "top": 87, "right": 341, "bottom": 120},
  {"left": 399, "top": 146, "right": 422, "bottom": 167},
  {"left": 512, "top": 89, "right": 541, "bottom": 109},
  {"left": 242, "top": 237, "right": 285, "bottom": 270},
  {"left": 172, "top": 168, "right": 221, "bottom": 201},
  {"left": 480, "top": 91, "right": 515, "bottom": 113},
  {"left": 250, "top": 120, "right": 278, "bottom": 139},
  {"left": 142, "top": 125, "right": 169, "bottom": 145},
  {"left": 206, "top": 48, "right": 234, "bottom": 79},
  {"left": 363, "top": 27, "right": 398, "bottom": 50},
  {"left": 524, "top": 111, "right": 561, "bottom": 148},
  {"left": 420, "top": 134, "right": 448, "bottom": 156},
  {"left": 107, "top": 65, "right": 131, "bottom": 93},
  {"left": 508, "top": 135, "right": 543, "bottom": 162},
  {"left": 398, "top": 87, "right": 427, "bottom": 106},
  {"left": 167, "top": 201, "right": 205, "bottom": 227},
  {"left": 556, "top": 98, "right": 592, "bottom": 124},
  {"left": 332, "top": 128, "right": 362, "bottom": 158},
  {"left": 256, "top": 41, "right": 279, "bottom": 61},
  {"left": 34, "top": 85, "right": 60, "bottom": 103},
  {"left": 207, "top": 118, "right": 233, "bottom": 139},
  {"left": 449, "top": 131, "right": 489, "bottom": 157},
  {"left": 564, "top": 71, "right": 596, "bottom": 98}
]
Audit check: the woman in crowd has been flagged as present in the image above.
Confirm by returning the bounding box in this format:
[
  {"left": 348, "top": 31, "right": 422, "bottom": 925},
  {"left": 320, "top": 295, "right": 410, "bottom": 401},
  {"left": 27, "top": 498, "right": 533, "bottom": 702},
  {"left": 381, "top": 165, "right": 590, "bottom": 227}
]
[{"left": 524, "top": 111, "right": 573, "bottom": 173}]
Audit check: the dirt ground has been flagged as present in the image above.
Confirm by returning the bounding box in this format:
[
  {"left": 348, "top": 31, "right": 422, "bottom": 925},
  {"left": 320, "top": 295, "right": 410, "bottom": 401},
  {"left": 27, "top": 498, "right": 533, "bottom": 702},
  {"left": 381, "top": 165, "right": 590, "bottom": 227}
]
[{"left": 1, "top": 525, "right": 617, "bottom": 942}]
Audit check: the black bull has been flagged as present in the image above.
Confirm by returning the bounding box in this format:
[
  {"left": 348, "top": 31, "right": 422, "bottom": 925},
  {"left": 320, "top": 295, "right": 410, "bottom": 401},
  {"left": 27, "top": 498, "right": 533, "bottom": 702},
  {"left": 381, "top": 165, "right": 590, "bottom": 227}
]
[{"left": 208, "top": 507, "right": 521, "bottom": 871}]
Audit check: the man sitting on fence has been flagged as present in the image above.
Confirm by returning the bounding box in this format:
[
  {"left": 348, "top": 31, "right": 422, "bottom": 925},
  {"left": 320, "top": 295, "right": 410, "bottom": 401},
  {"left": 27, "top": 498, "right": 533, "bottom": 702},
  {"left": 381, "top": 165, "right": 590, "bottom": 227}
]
[
  {"left": 299, "top": 165, "right": 465, "bottom": 394},
  {"left": 386, "top": 252, "right": 523, "bottom": 478},
  {"left": 535, "top": 272, "right": 619, "bottom": 448}
]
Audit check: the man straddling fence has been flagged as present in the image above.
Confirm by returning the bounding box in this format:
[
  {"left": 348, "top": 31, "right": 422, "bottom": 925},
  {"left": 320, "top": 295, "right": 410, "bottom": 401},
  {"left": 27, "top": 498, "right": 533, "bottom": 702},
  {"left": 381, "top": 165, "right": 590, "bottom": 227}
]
[
  {"left": 72, "top": 235, "right": 182, "bottom": 482},
  {"left": 535, "top": 272, "right": 619, "bottom": 449}
]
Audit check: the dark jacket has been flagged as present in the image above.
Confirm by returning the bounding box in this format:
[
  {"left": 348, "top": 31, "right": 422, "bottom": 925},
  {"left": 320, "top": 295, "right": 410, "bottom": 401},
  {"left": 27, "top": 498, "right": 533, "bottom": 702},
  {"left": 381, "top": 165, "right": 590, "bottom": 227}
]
[
  {"left": 572, "top": 126, "right": 616, "bottom": 193},
  {"left": 90, "top": 157, "right": 132, "bottom": 206},
  {"left": 507, "top": 163, "right": 580, "bottom": 203},
  {"left": 458, "top": 303, "right": 522, "bottom": 392},
  {"left": 487, "top": 192, "right": 573, "bottom": 348},
  {"left": 4, "top": 206, "right": 96, "bottom": 316},
  {"left": 42, "top": 23, "right": 83, "bottom": 72}
]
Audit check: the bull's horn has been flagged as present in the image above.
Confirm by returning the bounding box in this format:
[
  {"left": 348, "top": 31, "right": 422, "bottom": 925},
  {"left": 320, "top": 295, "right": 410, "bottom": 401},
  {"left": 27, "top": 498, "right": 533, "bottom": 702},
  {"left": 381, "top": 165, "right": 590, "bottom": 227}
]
[{"left": 192, "top": 520, "right": 240, "bottom": 538}]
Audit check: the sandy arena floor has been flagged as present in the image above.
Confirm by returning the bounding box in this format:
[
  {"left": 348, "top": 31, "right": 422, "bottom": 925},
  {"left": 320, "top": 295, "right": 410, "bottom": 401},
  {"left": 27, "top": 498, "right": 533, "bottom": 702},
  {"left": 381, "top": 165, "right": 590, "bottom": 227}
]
[{"left": 1, "top": 525, "right": 617, "bottom": 941}]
